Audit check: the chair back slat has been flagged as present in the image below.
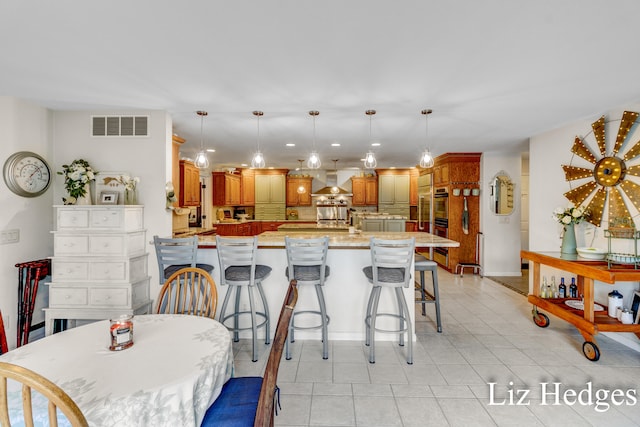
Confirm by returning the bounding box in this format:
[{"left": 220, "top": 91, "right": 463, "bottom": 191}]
[
  {"left": 369, "top": 237, "right": 415, "bottom": 287},
  {"left": 155, "top": 267, "right": 218, "bottom": 318},
  {"left": 0, "top": 362, "right": 88, "bottom": 427},
  {"left": 153, "top": 235, "right": 199, "bottom": 280},
  {"left": 254, "top": 280, "right": 297, "bottom": 427},
  {"left": 285, "top": 236, "right": 329, "bottom": 266}
]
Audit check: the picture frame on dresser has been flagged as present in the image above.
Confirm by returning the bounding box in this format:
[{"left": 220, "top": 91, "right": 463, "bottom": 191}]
[
  {"left": 99, "top": 191, "right": 118, "bottom": 205},
  {"left": 95, "top": 171, "right": 128, "bottom": 204}
]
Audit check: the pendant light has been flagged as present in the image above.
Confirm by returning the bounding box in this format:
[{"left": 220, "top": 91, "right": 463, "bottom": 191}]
[
  {"left": 419, "top": 109, "right": 434, "bottom": 168},
  {"left": 307, "top": 110, "right": 321, "bottom": 169},
  {"left": 194, "top": 110, "right": 210, "bottom": 169},
  {"left": 363, "top": 109, "right": 377, "bottom": 169},
  {"left": 251, "top": 111, "right": 266, "bottom": 168}
]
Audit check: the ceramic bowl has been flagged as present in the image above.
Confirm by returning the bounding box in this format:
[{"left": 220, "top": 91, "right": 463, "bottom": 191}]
[{"left": 576, "top": 247, "right": 607, "bottom": 260}]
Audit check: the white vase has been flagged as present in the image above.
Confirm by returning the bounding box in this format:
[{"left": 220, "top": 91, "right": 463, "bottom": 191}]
[{"left": 76, "top": 184, "right": 92, "bottom": 205}]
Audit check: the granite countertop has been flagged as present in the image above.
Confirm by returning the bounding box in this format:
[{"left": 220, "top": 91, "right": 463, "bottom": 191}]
[
  {"left": 278, "top": 223, "right": 350, "bottom": 231},
  {"left": 198, "top": 231, "right": 459, "bottom": 249}
]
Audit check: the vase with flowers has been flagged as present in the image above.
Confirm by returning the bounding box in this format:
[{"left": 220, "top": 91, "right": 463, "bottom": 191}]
[
  {"left": 116, "top": 175, "right": 140, "bottom": 205},
  {"left": 58, "top": 159, "right": 98, "bottom": 205},
  {"left": 553, "top": 204, "right": 589, "bottom": 254}
]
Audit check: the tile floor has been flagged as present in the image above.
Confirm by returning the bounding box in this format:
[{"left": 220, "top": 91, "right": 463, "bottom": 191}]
[{"left": 231, "top": 269, "right": 640, "bottom": 427}]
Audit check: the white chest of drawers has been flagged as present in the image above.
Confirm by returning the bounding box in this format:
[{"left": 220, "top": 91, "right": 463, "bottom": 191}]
[{"left": 45, "top": 206, "right": 153, "bottom": 335}]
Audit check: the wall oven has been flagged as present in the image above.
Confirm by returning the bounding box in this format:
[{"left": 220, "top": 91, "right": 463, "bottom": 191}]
[
  {"left": 433, "top": 217, "right": 449, "bottom": 267},
  {"left": 433, "top": 187, "right": 448, "bottom": 221}
]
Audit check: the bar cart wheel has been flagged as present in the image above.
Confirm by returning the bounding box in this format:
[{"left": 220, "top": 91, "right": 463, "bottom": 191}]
[
  {"left": 532, "top": 308, "right": 549, "bottom": 328},
  {"left": 582, "top": 341, "right": 600, "bottom": 361}
]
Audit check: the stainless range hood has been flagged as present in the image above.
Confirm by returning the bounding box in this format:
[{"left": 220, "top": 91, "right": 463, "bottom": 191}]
[{"left": 311, "top": 170, "right": 352, "bottom": 196}]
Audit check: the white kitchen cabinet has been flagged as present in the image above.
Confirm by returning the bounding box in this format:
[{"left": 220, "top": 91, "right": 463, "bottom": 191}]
[
  {"left": 360, "top": 218, "right": 406, "bottom": 232},
  {"left": 378, "top": 175, "right": 410, "bottom": 205},
  {"left": 45, "top": 206, "right": 152, "bottom": 336}
]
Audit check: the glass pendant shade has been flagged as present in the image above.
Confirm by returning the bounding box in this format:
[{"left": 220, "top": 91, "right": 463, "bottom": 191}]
[
  {"left": 195, "top": 110, "right": 209, "bottom": 169},
  {"left": 419, "top": 109, "right": 434, "bottom": 169},
  {"left": 251, "top": 151, "right": 265, "bottom": 169},
  {"left": 251, "top": 111, "right": 265, "bottom": 168},
  {"left": 194, "top": 151, "right": 210, "bottom": 169},
  {"left": 297, "top": 185, "right": 306, "bottom": 194},
  {"left": 307, "top": 151, "right": 321, "bottom": 169},
  {"left": 307, "top": 111, "right": 321, "bottom": 169},
  {"left": 363, "top": 151, "right": 377, "bottom": 168},
  {"left": 419, "top": 149, "right": 434, "bottom": 168}
]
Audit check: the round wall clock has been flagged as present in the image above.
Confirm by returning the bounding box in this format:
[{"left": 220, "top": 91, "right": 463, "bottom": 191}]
[
  {"left": 3, "top": 151, "right": 52, "bottom": 197},
  {"left": 562, "top": 111, "right": 640, "bottom": 228}
]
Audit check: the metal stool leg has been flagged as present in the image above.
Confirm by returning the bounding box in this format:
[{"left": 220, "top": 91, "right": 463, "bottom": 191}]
[
  {"left": 396, "top": 287, "right": 413, "bottom": 364},
  {"left": 315, "top": 284, "right": 329, "bottom": 360},
  {"left": 431, "top": 268, "right": 442, "bottom": 333},
  {"left": 419, "top": 270, "right": 427, "bottom": 316}
]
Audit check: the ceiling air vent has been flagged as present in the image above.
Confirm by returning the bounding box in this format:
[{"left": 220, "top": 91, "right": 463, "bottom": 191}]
[{"left": 91, "top": 115, "right": 149, "bottom": 137}]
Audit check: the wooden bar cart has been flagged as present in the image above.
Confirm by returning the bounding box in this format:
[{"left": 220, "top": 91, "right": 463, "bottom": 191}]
[{"left": 522, "top": 250, "right": 640, "bottom": 361}]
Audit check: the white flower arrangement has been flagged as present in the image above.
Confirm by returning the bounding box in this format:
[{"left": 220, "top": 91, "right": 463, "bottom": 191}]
[
  {"left": 115, "top": 175, "right": 140, "bottom": 191},
  {"left": 57, "top": 159, "right": 98, "bottom": 203},
  {"left": 553, "top": 204, "right": 589, "bottom": 225}
]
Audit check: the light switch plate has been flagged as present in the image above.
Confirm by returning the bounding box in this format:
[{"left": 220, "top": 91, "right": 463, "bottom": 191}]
[{"left": 0, "top": 229, "right": 19, "bottom": 244}]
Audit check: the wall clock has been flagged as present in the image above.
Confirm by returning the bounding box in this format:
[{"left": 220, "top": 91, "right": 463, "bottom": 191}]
[
  {"left": 3, "top": 151, "right": 52, "bottom": 197},
  {"left": 562, "top": 111, "right": 640, "bottom": 228}
]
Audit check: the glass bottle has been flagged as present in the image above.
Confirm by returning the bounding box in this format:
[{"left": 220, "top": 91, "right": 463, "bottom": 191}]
[
  {"left": 558, "top": 277, "right": 566, "bottom": 298},
  {"left": 569, "top": 277, "right": 577, "bottom": 298},
  {"left": 540, "top": 277, "right": 548, "bottom": 298},
  {"left": 550, "top": 276, "right": 557, "bottom": 298}
]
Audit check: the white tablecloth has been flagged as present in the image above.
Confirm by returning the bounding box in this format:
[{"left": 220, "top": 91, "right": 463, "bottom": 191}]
[{"left": 0, "top": 314, "right": 233, "bottom": 427}]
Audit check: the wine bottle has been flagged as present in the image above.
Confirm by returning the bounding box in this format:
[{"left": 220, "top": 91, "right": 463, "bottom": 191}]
[
  {"left": 569, "top": 277, "right": 577, "bottom": 298},
  {"left": 559, "top": 277, "right": 566, "bottom": 298}
]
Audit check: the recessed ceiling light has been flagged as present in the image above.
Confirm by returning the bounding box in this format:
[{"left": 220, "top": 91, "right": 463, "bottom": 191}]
[
  {"left": 206, "top": 149, "right": 216, "bottom": 152},
  {"left": 286, "top": 143, "right": 295, "bottom": 147},
  {"left": 331, "top": 143, "right": 341, "bottom": 147},
  {"left": 241, "top": 163, "right": 248, "bottom": 167},
  {"left": 371, "top": 143, "right": 381, "bottom": 147},
  {"left": 389, "top": 166, "right": 396, "bottom": 169}
]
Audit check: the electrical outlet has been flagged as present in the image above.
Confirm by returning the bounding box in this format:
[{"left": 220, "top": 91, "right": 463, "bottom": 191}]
[{"left": 0, "top": 229, "right": 19, "bottom": 244}]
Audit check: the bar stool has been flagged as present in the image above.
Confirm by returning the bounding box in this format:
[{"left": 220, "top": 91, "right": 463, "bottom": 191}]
[
  {"left": 284, "top": 236, "right": 330, "bottom": 360},
  {"left": 415, "top": 253, "right": 442, "bottom": 333},
  {"left": 153, "top": 235, "right": 214, "bottom": 285},
  {"left": 216, "top": 236, "right": 271, "bottom": 362},
  {"left": 362, "top": 237, "right": 415, "bottom": 364}
]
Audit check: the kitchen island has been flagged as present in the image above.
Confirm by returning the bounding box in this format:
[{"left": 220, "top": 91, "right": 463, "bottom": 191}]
[{"left": 197, "top": 231, "right": 458, "bottom": 341}]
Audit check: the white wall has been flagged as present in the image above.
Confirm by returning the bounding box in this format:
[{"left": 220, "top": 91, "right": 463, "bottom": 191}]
[
  {"left": 0, "top": 97, "right": 54, "bottom": 350},
  {"left": 530, "top": 103, "right": 640, "bottom": 349},
  {"left": 52, "top": 110, "right": 173, "bottom": 304},
  {"left": 480, "top": 151, "right": 523, "bottom": 276},
  {"left": 0, "top": 104, "right": 173, "bottom": 351}
]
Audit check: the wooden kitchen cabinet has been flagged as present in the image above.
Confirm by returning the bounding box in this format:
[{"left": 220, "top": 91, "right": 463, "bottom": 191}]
[
  {"left": 286, "top": 176, "right": 312, "bottom": 206},
  {"left": 212, "top": 172, "right": 241, "bottom": 206},
  {"left": 409, "top": 169, "right": 419, "bottom": 206},
  {"left": 172, "top": 135, "right": 185, "bottom": 209},
  {"left": 240, "top": 168, "right": 255, "bottom": 206},
  {"left": 351, "top": 176, "right": 377, "bottom": 206},
  {"left": 179, "top": 160, "right": 200, "bottom": 206},
  {"left": 431, "top": 153, "right": 482, "bottom": 272}
]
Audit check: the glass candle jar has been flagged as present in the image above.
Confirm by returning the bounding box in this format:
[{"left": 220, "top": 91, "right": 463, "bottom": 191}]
[{"left": 109, "top": 315, "right": 134, "bottom": 351}]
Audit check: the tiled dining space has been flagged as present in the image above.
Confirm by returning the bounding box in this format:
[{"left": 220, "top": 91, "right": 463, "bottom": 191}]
[{"left": 230, "top": 269, "right": 640, "bottom": 427}]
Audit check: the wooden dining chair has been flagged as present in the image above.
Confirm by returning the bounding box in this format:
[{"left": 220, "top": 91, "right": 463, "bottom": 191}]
[
  {"left": 201, "top": 279, "right": 298, "bottom": 427},
  {"left": 0, "top": 309, "right": 8, "bottom": 355},
  {"left": 155, "top": 267, "right": 218, "bottom": 318},
  {"left": 0, "top": 361, "right": 88, "bottom": 427}
]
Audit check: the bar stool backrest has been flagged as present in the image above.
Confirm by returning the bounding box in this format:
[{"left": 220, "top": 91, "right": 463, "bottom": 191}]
[
  {"left": 369, "top": 237, "right": 415, "bottom": 288},
  {"left": 285, "top": 236, "right": 329, "bottom": 285},
  {"left": 215, "top": 236, "right": 259, "bottom": 285},
  {"left": 153, "top": 235, "right": 199, "bottom": 282}
]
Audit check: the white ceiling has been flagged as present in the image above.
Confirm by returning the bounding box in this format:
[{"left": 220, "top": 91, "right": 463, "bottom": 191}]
[{"left": 2, "top": 1, "right": 640, "bottom": 170}]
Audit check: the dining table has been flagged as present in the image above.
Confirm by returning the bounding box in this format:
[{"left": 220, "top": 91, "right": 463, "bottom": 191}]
[{"left": 0, "top": 314, "right": 233, "bottom": 427}]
